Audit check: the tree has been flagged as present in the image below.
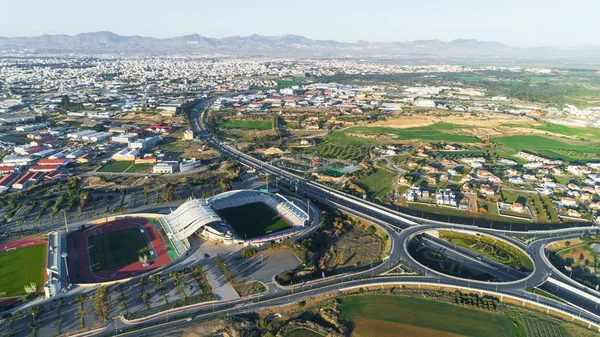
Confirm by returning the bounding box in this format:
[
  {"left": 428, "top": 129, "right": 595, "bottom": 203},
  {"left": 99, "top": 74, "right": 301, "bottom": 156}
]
[
  {"left": 241, "top": 247, "right": 258, "bottom": 258},
  {"left": 93, "top": 286, "right": 108, "bottom": 321},
  {"left": 150, "top": 274, "right": 162, "bottom": 286}
]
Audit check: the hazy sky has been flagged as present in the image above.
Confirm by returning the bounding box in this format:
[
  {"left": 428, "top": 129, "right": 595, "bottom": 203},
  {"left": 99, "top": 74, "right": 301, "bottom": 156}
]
[{"left": 0, "top": 0, "right": 596, "bottom": 47}]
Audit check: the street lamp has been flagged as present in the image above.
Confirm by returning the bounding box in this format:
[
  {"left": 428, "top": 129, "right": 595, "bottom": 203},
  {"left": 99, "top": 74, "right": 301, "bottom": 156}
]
[{"left": 61, "top": 252, "right": 70, "bottom": 283}]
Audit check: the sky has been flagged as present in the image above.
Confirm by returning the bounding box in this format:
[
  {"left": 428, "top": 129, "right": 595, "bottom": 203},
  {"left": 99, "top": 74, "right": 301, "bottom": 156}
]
[{"left": 0, "top": 0, "right": 597, "bottom": 47}]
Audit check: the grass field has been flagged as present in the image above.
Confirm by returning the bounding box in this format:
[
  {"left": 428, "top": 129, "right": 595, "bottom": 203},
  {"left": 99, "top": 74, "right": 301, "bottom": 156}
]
[
  {"left": 327, "top": 123, "right": 480, "bottom": 146},
  {"left": 490, "top": 135, "right": 600, "bottom": 162},
  {"left": 532, "top": 123, "right": 600, "bottom": 141},
  {"left": 341, "top": 295, "right": 520, "bottom": 337},
  {"left": 216, "top": 119, "right": 272, "bottom": 130},
  {"left": 0, "top": 244, "right": 46, "bottom": 297},
  {"left": 216, "top": 202, "right": 290, "bottom": 239},
  {"left": 88, "top": 228, "right": 149, "bottom": 272},
  {"left": 98, "top": 161, "right": 132, "bottom": 173},
  {"left": 126, "top": 163, "right": 154, "bottom": 173},
  {"left": 356, "top": 168, "right": 396, "bottom": 199}
]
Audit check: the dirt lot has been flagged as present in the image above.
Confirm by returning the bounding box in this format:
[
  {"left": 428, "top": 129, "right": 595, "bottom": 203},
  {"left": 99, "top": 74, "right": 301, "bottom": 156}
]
[{"left": 320, "top": 225, "right": 383, "bottom": 270}]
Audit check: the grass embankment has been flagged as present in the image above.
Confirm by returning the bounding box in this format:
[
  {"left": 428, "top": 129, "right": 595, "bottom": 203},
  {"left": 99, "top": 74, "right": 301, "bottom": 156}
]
[
  {"left": 0, "top": 244, "right": 46, "bottom": 297},
  {"left": 438, "top": 231, "right": 534, "bottom": 271}
]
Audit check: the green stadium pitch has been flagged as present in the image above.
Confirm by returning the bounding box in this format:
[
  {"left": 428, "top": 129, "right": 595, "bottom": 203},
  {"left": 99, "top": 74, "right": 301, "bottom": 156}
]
[
  {"left": 216, "top": 202, "right": 290, "bottom": 239},
  {"left": 88, "top": 228, "right": 149, "bottom": 272},
  {"left": 0, "top": 244, "right": 46, "bottom": 297}
]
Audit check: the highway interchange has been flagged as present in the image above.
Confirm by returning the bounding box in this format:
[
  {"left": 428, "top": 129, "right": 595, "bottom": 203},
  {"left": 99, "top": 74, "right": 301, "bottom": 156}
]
[{"left": 37, "top": 97, "right": 600, "bottom": 336}]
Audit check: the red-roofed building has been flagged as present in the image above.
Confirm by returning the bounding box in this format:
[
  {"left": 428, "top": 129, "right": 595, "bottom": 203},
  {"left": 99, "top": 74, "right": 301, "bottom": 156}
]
[
  {"left": 44, "top": 171, "right": 66, "bottom": 181},
  {"left": 0, "top": 173, "right": 19, "bottom": 191},
  {"left": 24, "top": 146, "right": 45, "bottom": 154},
  {"left": 12, "top": 171, "right": 44, "bottom": 189},
  {"left": 29, "top": 165, "right": 59, "bottom": 172},
  {"left": 145, "top": 123, "right": 172, "bottom": 134},
  {"left": 0, "top": 165, "right": 17, "bottom": 174},
  {"left": 38, "top": 158, "right": 71, "bottom": 166}
]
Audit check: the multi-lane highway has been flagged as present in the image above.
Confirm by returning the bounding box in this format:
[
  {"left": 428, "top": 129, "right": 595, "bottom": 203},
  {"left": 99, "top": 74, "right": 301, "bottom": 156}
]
[{"left": 61, "top": 97, "right": 600, "bottom": 336}]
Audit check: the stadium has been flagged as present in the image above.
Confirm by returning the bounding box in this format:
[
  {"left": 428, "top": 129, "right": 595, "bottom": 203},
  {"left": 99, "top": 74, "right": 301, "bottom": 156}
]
[
  {"left": 63, "top": 189, "right": 312, "bottom": 285},
  {"left": 160, "top": 189, "right": 312, "bottom": 255}
]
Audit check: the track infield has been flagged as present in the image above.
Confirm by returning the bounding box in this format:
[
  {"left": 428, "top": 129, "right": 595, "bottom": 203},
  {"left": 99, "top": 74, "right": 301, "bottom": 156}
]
[
  {"left": 216, "top": 202, "right": 290, "bottom": 239},
  {"left": 88, "top": 227, "right": 149, "bottom": 272},
  {"left": 67, "top": 218, "right": 173, "bottom": 283},
  {"left": 0, "top": 239, "right": 46, "bottom": 298}
]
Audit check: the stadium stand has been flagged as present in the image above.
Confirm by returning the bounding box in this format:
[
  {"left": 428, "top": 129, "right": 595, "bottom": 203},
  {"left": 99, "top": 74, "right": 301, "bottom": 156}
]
[{"left": 158, "top": 190, "right": 310, "bottom": 255}]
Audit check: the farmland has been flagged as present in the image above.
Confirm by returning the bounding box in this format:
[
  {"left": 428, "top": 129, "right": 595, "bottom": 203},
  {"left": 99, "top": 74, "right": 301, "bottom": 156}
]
[
  {"left": 341, "top": 294, "right": 519, "bottom": 337},
  {"left": 317, "top": 141, "right": 366, "bottom": 160}
]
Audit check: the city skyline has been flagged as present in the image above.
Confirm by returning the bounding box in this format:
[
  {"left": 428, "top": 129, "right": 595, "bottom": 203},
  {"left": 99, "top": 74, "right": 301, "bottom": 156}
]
[{"left": 0, "top": 0, "right": 598, "bottom": 48}]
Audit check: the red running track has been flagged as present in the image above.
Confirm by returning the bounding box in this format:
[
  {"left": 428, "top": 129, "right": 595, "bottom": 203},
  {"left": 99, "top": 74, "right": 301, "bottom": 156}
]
[
  {"left": 67, "top": 218, "right": 172, "bottom": 284},
  {"left": 0, "top": 237, "right": 46, "bottom": 253}
]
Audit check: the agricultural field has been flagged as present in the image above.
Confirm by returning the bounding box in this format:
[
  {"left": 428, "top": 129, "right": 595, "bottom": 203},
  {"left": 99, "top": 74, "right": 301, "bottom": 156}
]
[
  {"left": 216, "top": 202, "right": 290, "bottom": 239},
  {"left": 521, "top": 316, "right": 567, "bottom": 337},
  {"left": 0, "top": 244, "right": 46, "bottom": 297},
  {"left": 316, "top": 141, "right": 366, "bottom": 160},
  {"left": 327, "top": 123, "right": 480, "bottom": 147},
  {"left": 341, "top": 295, "right": 519, "bottom": 337},
  {"left": 216, "top": 119, "right": 272, "bottom": 130},
  {"left": 88, "top": 228, "right": 150, "bottom": 272},
  {"left": 355, "top": 167, "right": 396, "bottom": 199}
]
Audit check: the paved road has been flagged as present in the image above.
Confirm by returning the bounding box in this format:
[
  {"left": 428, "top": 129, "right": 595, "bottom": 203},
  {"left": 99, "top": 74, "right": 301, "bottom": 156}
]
[{"left": 7, "top": 96, "right": 598, "bottom": 336}]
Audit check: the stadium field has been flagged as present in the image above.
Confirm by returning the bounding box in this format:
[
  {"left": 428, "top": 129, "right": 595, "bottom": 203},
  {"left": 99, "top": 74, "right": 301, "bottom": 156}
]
[
  {"left": 0, "top": 244, "right": 46, "bottom": 297},
  {"left": 217, "top": 202, "right": 290, "bottom": 239},
  {"left": 88, "top": 228, "right": 149, "bottom": 272}
]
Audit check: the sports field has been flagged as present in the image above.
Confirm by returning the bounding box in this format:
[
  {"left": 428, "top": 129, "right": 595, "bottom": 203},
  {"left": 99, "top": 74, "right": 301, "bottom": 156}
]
[
  {"left": 341, "top": 295, "right": 519, "bottom": 337},
  {"left": 0, "top": 244, "right": 46, "bottom": 297},
  {"left": 356, "top": 167, "right": 395, "bottom": 199},
  {"left": 216, "top": 202, "right": 290, "bottom": 239},
  {"left": 88, "top": 228, "right": 149, "bottom": 272}
]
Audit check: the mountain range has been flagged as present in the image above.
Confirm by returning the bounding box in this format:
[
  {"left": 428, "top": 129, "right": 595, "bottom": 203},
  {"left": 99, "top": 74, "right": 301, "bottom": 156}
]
[{"left": 0, "top": 31, "right": 596, "bottom": 58}]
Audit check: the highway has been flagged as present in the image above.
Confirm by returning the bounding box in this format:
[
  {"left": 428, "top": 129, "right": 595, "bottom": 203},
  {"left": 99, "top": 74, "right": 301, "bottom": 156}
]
[{"left": 61, "top": 97, "right": 600, "bottom": 336}]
